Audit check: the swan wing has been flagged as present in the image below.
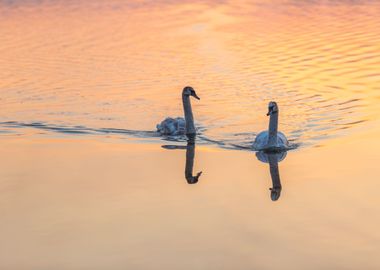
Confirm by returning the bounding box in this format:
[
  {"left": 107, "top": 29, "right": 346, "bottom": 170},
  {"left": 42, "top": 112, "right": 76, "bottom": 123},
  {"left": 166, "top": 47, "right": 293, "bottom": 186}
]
[
  {"left": 277, "top": 132, "right": 289, "bottom": 146},
  {"left": 253, "top": 131, "right": 268, "bottom": 150},
  {"left": 157, "top": 117, "right": 186, "bottom": 135},
  {"left": 174, "top": 117, "right": 186, "bottom": 135},
  {"left": 157, "top": 117, "right": 175, "bottom": 134}
]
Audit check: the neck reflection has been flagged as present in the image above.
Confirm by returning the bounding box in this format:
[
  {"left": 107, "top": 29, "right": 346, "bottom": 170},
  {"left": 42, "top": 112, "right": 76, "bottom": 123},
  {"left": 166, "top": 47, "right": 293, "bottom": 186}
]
[
  {"left": 256, "top": 151, "right": 287, "bottom": 201},
  {"left": 161, "top": 135, "right": 202, "bottom": 184},
  {"left": 185, "top": 136, "right": 202, "bottom": 184}
]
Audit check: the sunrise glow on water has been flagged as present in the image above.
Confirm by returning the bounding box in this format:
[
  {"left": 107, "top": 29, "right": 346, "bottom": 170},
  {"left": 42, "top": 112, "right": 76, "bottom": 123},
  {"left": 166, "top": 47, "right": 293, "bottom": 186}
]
[{"left": 1, "top": 1, "right": 380, "bottom": 269}]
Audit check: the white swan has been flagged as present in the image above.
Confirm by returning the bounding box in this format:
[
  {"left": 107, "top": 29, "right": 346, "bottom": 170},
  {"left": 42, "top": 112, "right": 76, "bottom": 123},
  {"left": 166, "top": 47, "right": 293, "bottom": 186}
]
[
  {"left": 253, "top": 101, "right": 289, "bottom": 152},
  {"left": 157, "top": 86, "right": 200, "bottom": 136}
]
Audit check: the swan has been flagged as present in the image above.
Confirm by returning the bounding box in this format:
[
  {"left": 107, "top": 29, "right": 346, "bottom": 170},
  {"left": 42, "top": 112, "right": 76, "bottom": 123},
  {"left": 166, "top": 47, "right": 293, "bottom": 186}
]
[
  {"left": 253, "top": 101, "right": 289, "bottom": 152},
  {"left": 157, "top": 86, "right": 200, "bottom": 136}
]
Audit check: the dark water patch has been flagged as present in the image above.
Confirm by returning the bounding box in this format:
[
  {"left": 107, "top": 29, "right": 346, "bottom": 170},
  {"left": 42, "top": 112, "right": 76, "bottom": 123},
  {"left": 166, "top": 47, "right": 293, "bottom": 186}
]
[
  {"left": 338, "top": 98, "right": 361, "bottom": 106},
  {"left": 0, "top": 121, "right": 159, "bottom": 138},
  {"left": 161, "top": 145, "right": 187, "bottom": 150},
  {"left": 337, "top": 119, "right": 368, "bottom": 126}
]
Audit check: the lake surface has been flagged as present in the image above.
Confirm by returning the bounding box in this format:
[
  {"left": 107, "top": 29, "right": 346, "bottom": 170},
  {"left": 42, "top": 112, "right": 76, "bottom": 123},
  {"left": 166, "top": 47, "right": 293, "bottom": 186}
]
[{"left": 1, "top": 0, "right": 380, "bottom": 269}]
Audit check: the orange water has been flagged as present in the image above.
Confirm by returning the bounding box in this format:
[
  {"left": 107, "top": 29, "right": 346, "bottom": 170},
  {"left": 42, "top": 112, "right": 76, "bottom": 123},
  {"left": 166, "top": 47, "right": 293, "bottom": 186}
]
[
  {"left": 1, "top": 1, "right": 380, "bottom": 269},
  {"left": 1, "top": 0, "right": 379, "bottom": 147},
  {"left": 1, "top": 134, "right": 380, "bottom": 269}
]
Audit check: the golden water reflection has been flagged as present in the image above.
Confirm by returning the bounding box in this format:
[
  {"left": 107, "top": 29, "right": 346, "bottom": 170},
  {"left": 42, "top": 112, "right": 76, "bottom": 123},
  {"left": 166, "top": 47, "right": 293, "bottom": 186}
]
[
  {"left": 1, "top": 0, "right": 379, "bottom": 148},
  {"left": 1, "top": 2, "right": 380, "bottom": 268},
  {"left": 0, "top": 135, "right": 379, "bottom": 269}
]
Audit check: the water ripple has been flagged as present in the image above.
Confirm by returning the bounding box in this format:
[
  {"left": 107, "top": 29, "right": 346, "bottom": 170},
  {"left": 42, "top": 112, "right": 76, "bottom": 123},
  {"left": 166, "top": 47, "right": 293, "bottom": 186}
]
[{"left": 1, "top": 0, "right": 379, "bottom": 149}]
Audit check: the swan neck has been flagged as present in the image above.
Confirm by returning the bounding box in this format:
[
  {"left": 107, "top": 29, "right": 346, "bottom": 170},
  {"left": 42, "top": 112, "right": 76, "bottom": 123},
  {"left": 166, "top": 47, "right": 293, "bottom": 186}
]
[
  {"left": 182, "top": 95, "right": 196, "bottom": 135},
  {"left": 268, "top": 112, "right": 279, "bottom": 146}
]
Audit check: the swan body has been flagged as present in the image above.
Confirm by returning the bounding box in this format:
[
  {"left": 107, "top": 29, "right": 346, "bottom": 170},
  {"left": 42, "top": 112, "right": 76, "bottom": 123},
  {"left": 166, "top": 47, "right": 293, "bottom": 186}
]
[
  {"left": 253, "top": 131, "right": 288, "bottom": 151},
  {"left": 253, "top": 101, "right": 289, "bottom": 152},
  {"left": 157, "top": 86, "right": 200, "bottom": 136},
  {"left": 156, "top": 117, "right": 185, "bottom": 136}
]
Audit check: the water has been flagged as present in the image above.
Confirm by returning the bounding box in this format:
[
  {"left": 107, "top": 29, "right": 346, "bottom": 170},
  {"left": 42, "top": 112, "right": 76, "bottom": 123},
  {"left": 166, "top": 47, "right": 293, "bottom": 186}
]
[
  {"left": 1, "top": 1, "right": 380, "bottom": 269},
  {"left": 1, "top": 0, "right": 379, "bottom": 149}
]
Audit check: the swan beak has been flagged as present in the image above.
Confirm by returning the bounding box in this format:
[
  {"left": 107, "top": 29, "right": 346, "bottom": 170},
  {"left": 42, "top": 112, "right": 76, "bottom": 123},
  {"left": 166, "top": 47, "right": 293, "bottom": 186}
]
[{"left": 192, "top": 93, "right": 200, "bottom": 100}]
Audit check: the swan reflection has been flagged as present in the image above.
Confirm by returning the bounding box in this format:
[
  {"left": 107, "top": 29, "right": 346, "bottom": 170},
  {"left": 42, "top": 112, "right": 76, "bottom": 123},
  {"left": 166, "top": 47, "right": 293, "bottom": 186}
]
[
  {"left": 162, "top": 135, "right": 202, "bottom": 184},
  {"left": 256, "top": 151, "right": 287, "bottom": 201}
]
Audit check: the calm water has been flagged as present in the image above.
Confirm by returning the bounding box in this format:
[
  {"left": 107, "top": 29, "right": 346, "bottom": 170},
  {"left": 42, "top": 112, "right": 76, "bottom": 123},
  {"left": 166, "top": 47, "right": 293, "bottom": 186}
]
[
  {"left": 1, "top": 1, "right": 380, "bottom": 269},
  {"left": 1, "top": 0, "right": 379, "bottom": 148}
]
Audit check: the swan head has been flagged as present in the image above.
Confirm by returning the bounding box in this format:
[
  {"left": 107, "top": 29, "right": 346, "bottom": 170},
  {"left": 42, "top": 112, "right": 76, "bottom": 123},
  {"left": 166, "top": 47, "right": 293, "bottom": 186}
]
[
  {"left": 267, "top": 101, "right": 278, "bottom": 116},
  {"left": 183, "top": 86, "right": 200, "bottom": 100}
]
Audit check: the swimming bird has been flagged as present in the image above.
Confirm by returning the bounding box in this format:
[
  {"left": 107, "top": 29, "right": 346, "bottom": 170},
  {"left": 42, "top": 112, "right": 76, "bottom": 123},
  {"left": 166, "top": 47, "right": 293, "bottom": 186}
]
[
  {"left": 253, "top": 101, "right": 289, "bottom": 152},
  {"left": 157, "top": 86, "right": 200, "bottom": 136}
]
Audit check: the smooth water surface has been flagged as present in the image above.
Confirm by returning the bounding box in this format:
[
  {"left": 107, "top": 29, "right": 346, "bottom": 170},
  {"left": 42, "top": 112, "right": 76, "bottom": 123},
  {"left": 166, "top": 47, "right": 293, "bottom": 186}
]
[{"left": 1, "top": 135, "right": 380, "bottom": 270}]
